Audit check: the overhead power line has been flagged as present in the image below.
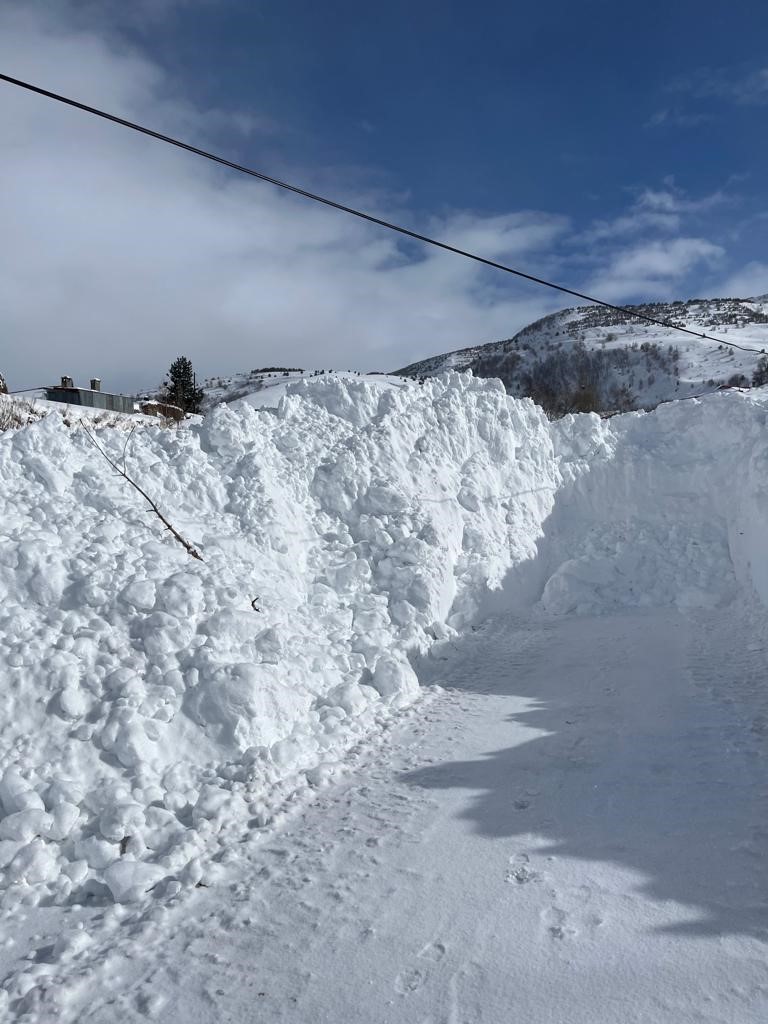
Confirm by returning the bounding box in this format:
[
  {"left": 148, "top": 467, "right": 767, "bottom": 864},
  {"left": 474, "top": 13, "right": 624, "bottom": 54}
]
[{"left": 0, "top": 71, "right": 765, "bottom": 356}]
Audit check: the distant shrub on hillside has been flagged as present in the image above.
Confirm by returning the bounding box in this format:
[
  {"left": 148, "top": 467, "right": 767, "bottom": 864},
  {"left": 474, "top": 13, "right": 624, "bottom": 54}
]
[
  {"left": 0, "top": 398, "right": 43, "bottom": 430},
  {"left": 515, "top": 342, "right": 642, "bottom": 417}
]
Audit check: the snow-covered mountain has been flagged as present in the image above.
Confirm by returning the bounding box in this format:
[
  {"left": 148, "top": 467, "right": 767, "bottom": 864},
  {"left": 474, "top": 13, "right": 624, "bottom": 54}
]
[{"left": 396, "top": 295, "right": 768, "bottom": 414}]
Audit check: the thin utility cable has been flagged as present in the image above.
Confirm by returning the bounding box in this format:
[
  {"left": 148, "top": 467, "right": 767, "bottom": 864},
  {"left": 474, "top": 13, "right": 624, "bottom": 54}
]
[{"left": 1, "top": 71, "right": 765, "bottom": 356}]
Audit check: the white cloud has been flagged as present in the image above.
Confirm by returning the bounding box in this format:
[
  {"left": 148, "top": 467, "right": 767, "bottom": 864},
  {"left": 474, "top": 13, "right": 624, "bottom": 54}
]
[
  {"left": 586, "top": 238, "right": 724, "bottom": 303},
  {"left": 716, "top": 261, "right": 768, "bottom": 300},
  {"left": 578, "top": 185, "right": 729, "bottom": 245},
  {"left": 669, "top": 66, "right": 768, "bottom": 106},
  {"left": 581, "top": 209, "right": 680, "bottom": 244},
  {"left": 647, "top": 66, "right": 768, "bottom": 131},
  {"left": 645, "top": 108, "right": 710, "bottom": 129}
]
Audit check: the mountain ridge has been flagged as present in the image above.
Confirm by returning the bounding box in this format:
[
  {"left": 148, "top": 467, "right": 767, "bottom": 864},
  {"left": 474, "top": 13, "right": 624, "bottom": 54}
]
[{"left": 393, "top": 295, "right": 768, "bottom": 415}]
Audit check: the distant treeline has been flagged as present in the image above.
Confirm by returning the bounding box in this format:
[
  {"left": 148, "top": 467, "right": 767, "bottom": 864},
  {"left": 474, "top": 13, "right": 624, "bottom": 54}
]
[{"left": 251, "top": 367, "right": 304, "bottom": 374}]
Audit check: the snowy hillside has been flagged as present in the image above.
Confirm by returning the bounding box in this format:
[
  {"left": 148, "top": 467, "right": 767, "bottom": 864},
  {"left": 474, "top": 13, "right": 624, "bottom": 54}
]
[
  {"left": 397, "top": 295, "right": 768, "bottom": 414},
  {"left": 3, "top": 374, "right": 768, "bottom": 1018}
]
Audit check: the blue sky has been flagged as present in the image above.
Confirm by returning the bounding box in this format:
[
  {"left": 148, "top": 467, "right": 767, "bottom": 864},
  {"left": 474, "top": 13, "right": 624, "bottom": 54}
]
[
  {"left": 1, "top": 0, "right": 767, "bottom": 388},
  {"left": 133, "top": 0, "right": 768, "bottom": 236}
]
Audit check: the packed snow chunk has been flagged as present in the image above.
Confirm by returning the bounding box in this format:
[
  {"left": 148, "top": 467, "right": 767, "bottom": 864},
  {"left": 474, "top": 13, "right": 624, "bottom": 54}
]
[
  {"left": 62, "top": 859, "right": 89, "bottom": 885},
  {"left": 45, "top": 779, "right": 84, "bottom": 809},
  {"left": 185, "top": 662, "right": 304, "bottom": 751},
  {"left": 192, "top": 784, "right": 248, "bottom": 828},
  {"left": 198, "top": 608, "right": 265, "bottom": 647},
  {"left": 180, "top": 856, "right": 204, "bottom": 888},
  {"left": 5, "top": 838, "right": 59, "bottom": 886},
  {"left": 58, "top": 685, "right": 89, "bottom": 720},
  {"left": 75, "top": 836, "right": 120, "bottom": 871},
  {"left": 155, "top": 572, "right": 206, "bottom": 618},
  {"left": 0, "top": 810, "right": 53, "bottom": 842},
  {"left": 320, "top": 682, "right": 375, "bottom": 717},
  {"left": 0, "top": 767, "right": 44, "bottom": 815},
  {"left": 253, "top": 626, "right": 284, "bottom": 663},
  {"left": 104, "top": 859, "right": 165, "bottom": 903},
  {"left": 132, "top": 611, "right": 195, "bottom": 657},
  {"left": 371, "top": 655, "right": 420, "bottom": 705},
  {"left": 142, "top": 806, "right": 187, "bottom": 852},
  {"left": 0, "top": 840, "right": 24, "bottom": 869},
  {"left": 100, "top": 708, "right": 161, "bottom": 770},
  {"left": 47, "top": 802, "right": 80, "bottom": 841},
  {"left": 99, "top": 803, "right": 145, "bottom": 843},
  {"left": 269, "top": 737, "right": 304, "bottom": 769},
  {"left": 119, "top": 579, "right": 156, "bottom": 611}
]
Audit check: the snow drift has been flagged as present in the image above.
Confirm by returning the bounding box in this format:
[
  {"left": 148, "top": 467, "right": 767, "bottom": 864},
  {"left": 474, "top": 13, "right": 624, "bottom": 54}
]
[
  {"left": 2, "top": 371, "right": 767, "bottom": 907},
  {"left": 0, "top": 373, "right": 556, "bottom": 904},
  {"left": 534, "top": 392, "right": 768, "bottom": 615}
]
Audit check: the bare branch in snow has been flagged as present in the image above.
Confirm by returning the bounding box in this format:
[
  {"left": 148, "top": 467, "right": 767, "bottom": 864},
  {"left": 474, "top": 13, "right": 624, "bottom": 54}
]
[{"left": 80, "top": 421, "right": 204, "bottom": 562}]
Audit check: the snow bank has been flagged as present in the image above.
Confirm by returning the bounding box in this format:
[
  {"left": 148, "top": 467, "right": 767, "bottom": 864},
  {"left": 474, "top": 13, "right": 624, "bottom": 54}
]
[
  {"left": 501, "top": 389, "right": 768, "bottom": 617},
  {"left": 4, "top": 371, "right": 768, "bottom": 908},
  {"left": 0, "top": 373, "right": 556, "bottom": 904}
]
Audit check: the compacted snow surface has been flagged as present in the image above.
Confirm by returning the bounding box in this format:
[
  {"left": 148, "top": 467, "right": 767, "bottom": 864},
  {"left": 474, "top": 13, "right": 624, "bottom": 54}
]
[{"left": 1, "top": 372, "right": 768, "bottom": 1021}]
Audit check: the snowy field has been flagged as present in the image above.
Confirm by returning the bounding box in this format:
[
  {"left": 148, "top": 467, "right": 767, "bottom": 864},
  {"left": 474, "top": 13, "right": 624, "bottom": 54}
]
[{"left": 2, "top": 372, "right": 768, "bottom": 1020}]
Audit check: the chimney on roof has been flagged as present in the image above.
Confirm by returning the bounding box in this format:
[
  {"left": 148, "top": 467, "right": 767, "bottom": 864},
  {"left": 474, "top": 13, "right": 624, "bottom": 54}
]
[
  {"left": 90, "top": 378, "right": 101, "bottom": 392},
  {"left": 61, "top": 375, "right": 74, "bottom": 388}
]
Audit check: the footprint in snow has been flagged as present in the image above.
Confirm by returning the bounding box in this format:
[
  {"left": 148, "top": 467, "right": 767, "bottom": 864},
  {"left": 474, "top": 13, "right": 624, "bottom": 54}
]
[
  {"left": 418, "top": 941, "right": 446, "bottom": 962},
  {"left": 505, "top": 853, "right": 540, "bottom": 886},
  {"left": 395, "top": 966, "right": 428, "bottom": 994},
  {"left": 542, "top": 906, "right": 577, "bottom": 941},
  {"left": 394, "top": 942, "right": 446, "bottom": 994}
]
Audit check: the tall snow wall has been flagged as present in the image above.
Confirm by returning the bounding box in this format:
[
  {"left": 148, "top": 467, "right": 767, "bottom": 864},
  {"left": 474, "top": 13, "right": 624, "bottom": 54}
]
[
  {"left": 3, "top": 374, "right": 768, "bottom": 905},
  {"left": 0, "top": 374, "right": 557, "bottom": 902},
  {"left": 492, "top": 390, "right": 768, "bottom": 616}
]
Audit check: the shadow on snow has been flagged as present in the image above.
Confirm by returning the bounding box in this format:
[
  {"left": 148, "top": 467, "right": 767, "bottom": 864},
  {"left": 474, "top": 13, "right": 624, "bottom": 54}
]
[{"left": 403, "top": 605, "right": 768, "bottom": 941}]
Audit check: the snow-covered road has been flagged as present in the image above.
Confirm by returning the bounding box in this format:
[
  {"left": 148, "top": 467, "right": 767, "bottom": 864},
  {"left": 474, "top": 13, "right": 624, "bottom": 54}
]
[{"left": 47, "top": 604, "right": 768, "bottom": 1023}]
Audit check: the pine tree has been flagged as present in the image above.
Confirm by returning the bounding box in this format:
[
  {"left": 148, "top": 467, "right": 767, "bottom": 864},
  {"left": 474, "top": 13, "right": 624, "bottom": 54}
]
[
  {"left": 162, "top": 356, "right": 204, "bottom": 413},
  {"left": 752, "top": 356, "right": 768, "bottom": 388}
]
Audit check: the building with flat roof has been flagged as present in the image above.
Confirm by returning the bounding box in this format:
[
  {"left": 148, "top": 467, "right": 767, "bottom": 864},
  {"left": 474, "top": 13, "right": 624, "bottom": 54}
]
[{"left": 45, "top": 377, "right": 135, "bottom": 415}]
